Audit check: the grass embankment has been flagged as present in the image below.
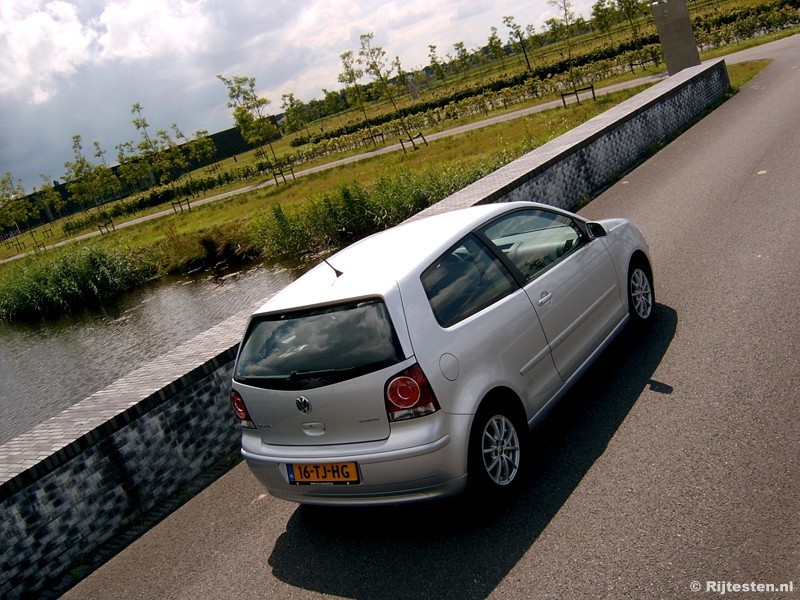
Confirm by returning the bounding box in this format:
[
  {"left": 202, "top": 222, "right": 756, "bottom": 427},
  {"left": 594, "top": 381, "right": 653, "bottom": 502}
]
[{"left": 0, "top": 61, "right": 768, "bottom": 322}]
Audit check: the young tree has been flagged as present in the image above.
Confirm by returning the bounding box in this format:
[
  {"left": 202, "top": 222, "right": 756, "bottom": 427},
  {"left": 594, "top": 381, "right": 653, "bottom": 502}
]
[
  {"left": 574, "top": 16, "right": 591, "bottom": 36},
  {"left": 592, "top": 0, "right": 618, "bottom": 42},
  {"left": 130, "top": 102, "right": 158, "bottom": 185},
  {"left": 617, "top": 0, "right": 646, "bottom": 41},
  {"left": 526, "top": 24, "right": 543, "bottom": 51},
  {"left": 453, "top": 41, "right": 471, "bottom": 74},
  {"left": 358, "top": 33, "right": 416, "bottom": 145},
  {"left": 0, "top": 172, "right": 31, "bottom": 235},
  {"left": 93, "top": 141, "right": 122, "bottom": 199},
  {"left": 321, "top": 88, "right": 345, "bottom": 115},
  {"left": 338, "top": 50, "right": 371, "bottom": 123},
  {"left": 544, "top": 17, "right": 564, "bottom": 45},
  {"left": 131, "top": 103, "right": 157, "bottom": 155},
  {"left": 63, "top": 135, "right": 99, "bottom": 210},
  {"left": 185, "top": 130, "right": 218, "bottom": 173},
  {"left": 428, "top": 44, "right": 447, "bottom": 81},
  {"left": 95, "top": 164, "right": 121, "bottom": 202},
  {"left": 428, "top": 45, "right": 447, "bottom": 81},
  {"left": 547, "top": 0, "right": 577, "bottom": 66},
  {"left": 116, "top": 140, "right": 152, "bottom": 192},
  {"left": 503, "top": 16, "right": 533, "bottom": 73},
  {"left": 169, "top": 124, "right": 201, "bottom": 186},
  {"left": 36, "top": 175, "right": 66, "bottom": 220},
  {"left": 488, "top": 26, "right": 507, "bottom": 70},
  {"left": 152, "top": 129, "right": 189, "bottom": 188},
  {"left": 217, "top": 74, "right": 280, "bottom": 161},
  {"left": 93, "top": 141, "right": 108, "bottom": 167},
  {"left": 393, "top": 56, "right": 412, "bottom": 99},
  {"left": 281, "top": 93, "right": 311, "bottom": 136}
]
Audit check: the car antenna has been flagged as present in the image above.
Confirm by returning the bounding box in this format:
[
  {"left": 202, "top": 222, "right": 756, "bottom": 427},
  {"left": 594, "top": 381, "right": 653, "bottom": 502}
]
[{"left": 323, "top": 258, "right": 343, "bottom": 278}]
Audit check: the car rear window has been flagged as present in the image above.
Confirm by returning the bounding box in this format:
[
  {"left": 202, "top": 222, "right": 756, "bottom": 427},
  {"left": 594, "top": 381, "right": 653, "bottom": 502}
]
[{"left": 234, "top": 299, "right": 405, "bottom": 390}]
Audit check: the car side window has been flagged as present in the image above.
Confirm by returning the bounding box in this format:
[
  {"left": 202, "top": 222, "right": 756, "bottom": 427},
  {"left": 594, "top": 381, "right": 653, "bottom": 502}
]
[
  {"left": 481, "top": 208, "right": 585, "bottom": 282},
  {"left": 421, "top": 235, "right": 518, "bottom": 328}
]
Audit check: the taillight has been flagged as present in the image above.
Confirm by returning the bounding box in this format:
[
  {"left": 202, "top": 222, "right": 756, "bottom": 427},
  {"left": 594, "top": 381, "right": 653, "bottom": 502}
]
[
  {"left": 385, "top": 364, "right": 440, "bottom": 422},
  {"left": 230, "top": 390, "right": 256, "bottom": 429}
]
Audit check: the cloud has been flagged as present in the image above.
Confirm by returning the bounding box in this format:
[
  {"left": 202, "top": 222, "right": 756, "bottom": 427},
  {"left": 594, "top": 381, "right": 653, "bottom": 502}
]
[
  {"left": 0, "top": 0, "right": 96, "bottom": 103},
  {"left": 279, "top": 0, "right": 362, "bottom": 49},
  {"left": 0, "top": 0, "right": 217, "bottom": 103},
  {"left": 96, "top": 0, "right": 211, "bottom": 61}
]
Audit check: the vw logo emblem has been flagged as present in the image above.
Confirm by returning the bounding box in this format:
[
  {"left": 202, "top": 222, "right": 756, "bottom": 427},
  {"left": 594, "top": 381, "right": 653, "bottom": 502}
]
[{"left": 296, "top": 396, "right": 312, "bottom": 414}]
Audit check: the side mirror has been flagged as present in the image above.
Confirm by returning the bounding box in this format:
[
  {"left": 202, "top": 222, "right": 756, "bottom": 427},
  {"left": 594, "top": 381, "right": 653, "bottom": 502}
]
[{"left": 587, "top": 222, "right": 607, "bottom": 238}]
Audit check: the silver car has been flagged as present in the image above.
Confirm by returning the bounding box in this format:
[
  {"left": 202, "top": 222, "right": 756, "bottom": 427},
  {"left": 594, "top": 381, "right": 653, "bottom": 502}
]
[{"left": 230, "top": 201, "right": 654, "bottom": 505}]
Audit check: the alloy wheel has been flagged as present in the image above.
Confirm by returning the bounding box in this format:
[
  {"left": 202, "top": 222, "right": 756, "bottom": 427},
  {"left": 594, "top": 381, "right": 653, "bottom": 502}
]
[
  {"left": 630, "top": 267, "right": 653, "bottom": 321},
  {"left": 481, "top": 414, "right": 521, "bottom": 486}
]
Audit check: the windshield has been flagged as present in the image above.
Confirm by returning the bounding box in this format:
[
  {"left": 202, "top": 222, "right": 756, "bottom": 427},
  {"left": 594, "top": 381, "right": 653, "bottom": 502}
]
[{"left": 234, "top": 299, "right": 405, "bottom": 390}]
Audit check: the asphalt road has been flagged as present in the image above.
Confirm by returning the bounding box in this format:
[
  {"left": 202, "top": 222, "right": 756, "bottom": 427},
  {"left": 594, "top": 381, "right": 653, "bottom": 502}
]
[{"left": 62, "top": 36, "right": 800, "bottom": 599}]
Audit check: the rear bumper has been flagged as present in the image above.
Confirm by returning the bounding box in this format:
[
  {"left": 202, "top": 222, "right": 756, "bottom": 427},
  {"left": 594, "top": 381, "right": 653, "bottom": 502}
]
[{"left": 240, "top": 412, "right": 471, "bottom": 506}]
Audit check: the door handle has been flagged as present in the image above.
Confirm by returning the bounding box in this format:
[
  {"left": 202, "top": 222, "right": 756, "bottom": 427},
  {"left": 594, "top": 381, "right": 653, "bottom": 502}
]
[{"left": 538, "top": 292, "right": 553, "bottom": 307}]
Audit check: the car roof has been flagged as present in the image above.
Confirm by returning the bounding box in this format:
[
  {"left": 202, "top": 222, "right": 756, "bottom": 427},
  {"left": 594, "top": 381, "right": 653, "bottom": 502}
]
[{"left": 253, "top": 201, "right": 551, "bottom": 315}]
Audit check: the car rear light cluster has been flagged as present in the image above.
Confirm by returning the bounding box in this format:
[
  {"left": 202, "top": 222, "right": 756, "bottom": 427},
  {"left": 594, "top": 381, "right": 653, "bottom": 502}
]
[
  {"left": 230, "top": 390, "right": 256, "bottom": 429},
  {"left": 384, "top": 363, "right": 440, "bottom": 422}
]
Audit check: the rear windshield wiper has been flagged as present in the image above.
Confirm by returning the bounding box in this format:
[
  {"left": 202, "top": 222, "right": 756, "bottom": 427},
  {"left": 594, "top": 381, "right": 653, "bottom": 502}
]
[{"left": 289, "top": 367, "right": 357, "bottom": 381}]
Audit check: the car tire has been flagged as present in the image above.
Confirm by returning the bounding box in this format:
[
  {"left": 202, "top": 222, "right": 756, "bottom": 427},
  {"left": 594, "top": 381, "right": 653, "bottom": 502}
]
[
  {"left": 468, "top": 401, "right": 526, "bottom": 497},
  {"left": 628, "top": 258, "right": 655, "bottom": 325}
]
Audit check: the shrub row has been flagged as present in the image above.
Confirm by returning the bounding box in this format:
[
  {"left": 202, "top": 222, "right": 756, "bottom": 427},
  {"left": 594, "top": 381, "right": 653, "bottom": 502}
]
[
  {"left": 694, "top": 0, "right": 800, "bottom": 32},
  {"left": 60, "top": 160, "right": 290, "bottom": 235},
  {"left": 694, "top": 1, "right": 800, "bottom": 49},
  {"left": 297, "top": 35, "right": 661, "bottom": 149},
  {"left": 275, "top": 47, "right": 661, "bottom": 168},
  {"left": 289, "top": 0, "right": 794, "bottom": 154}
]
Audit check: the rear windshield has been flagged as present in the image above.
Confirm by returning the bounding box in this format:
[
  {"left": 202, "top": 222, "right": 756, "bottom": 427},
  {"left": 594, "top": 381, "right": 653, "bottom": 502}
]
[{"left": 234, "top": 299, "right": 404, "bottom": 390}]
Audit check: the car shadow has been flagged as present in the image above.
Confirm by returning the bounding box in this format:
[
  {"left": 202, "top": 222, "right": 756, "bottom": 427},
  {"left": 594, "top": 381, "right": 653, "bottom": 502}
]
[{"left": 267, "top": 304, "right": 678, "bottom": 599}]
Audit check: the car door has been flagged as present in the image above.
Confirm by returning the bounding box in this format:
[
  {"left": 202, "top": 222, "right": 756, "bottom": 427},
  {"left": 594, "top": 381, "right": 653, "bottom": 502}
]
[
  {"left": 413, "top": 234, "right": 563, "bottom": 415},
  {"left": 480, "top": 208, "right": 625, "bottom": 380}
]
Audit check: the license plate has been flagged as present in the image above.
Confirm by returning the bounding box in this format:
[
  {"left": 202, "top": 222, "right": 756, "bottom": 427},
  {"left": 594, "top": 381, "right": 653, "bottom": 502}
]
[{"left": 288, "top": 462, "right": 360, "bottom": 485}]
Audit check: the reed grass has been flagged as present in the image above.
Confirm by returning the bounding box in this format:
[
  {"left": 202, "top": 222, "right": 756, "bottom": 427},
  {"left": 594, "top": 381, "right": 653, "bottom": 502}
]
[{"left": 0, "top": 244, "right": 156, "bottom": 321}]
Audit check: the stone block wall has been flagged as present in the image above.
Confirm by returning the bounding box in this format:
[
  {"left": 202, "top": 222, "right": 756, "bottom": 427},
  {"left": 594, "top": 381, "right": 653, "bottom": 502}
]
[{"left": 0, "top": 313, "right": 248, "bottom": 597}]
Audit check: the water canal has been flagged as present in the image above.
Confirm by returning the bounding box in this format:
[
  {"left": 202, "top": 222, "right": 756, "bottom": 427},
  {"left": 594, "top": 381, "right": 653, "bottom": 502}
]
[{"left": 0, "top": 265, "right": 298, "bottom": 445}]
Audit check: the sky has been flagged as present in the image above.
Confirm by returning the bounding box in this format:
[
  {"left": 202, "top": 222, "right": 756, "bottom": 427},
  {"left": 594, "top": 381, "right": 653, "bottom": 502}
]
[{"left": 0, "top": 0, "right": 595, "bottom": 192}]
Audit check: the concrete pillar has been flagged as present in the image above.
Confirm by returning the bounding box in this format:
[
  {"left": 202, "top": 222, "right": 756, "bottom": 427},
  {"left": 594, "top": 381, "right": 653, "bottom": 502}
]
[{"left": 651, "top": 0, "right": 701, "bottom": 75}]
